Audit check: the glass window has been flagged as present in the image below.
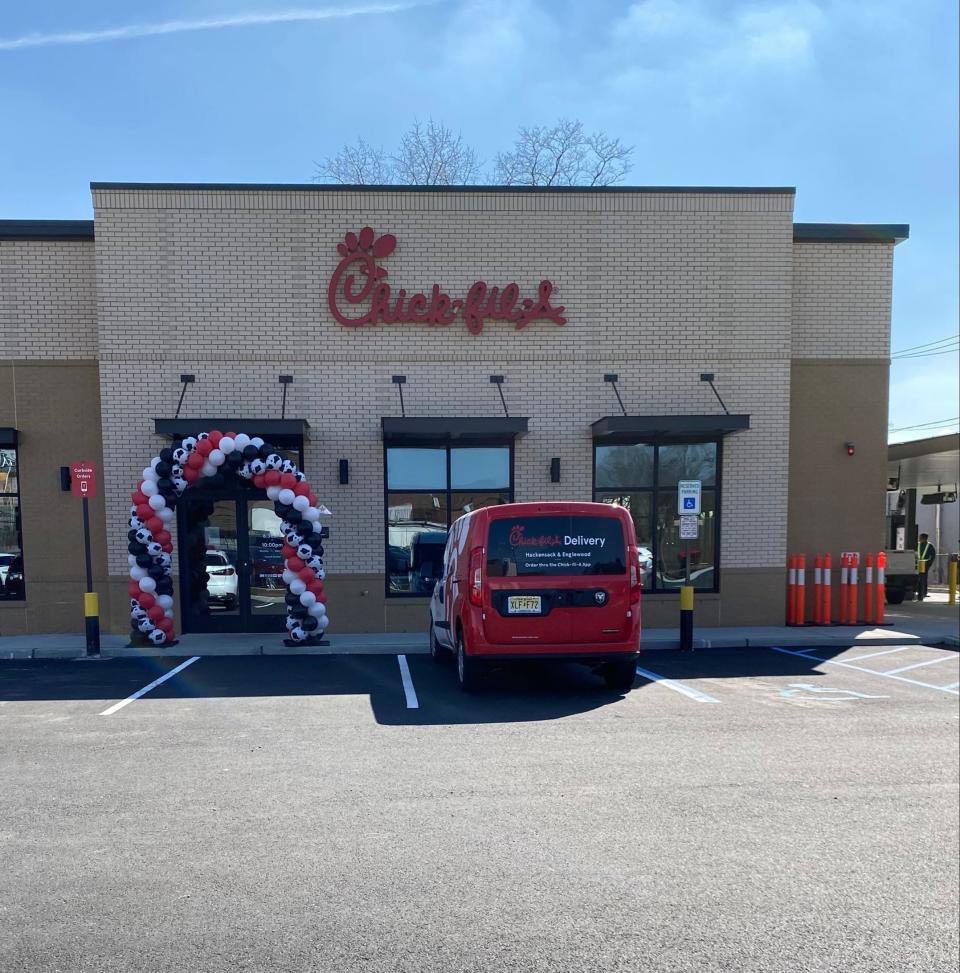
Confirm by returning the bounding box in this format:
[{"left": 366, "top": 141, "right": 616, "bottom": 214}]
[
  {"left": 450, "top": 448, "right": 510, "bottom": 489},
  {"left": 596, "top": 492, "right": 654, "bottom": 589},
  {"left": 595, "top": 444, "right": 654, "bottom": 489},
  {"left": 385, "top": 446, "right": 513, "bottom": 596},
  {"left": 0, "top": 446, "right": 24, "bottom": 601},
  {"left": 657, "top": 443, "right": 716, "bottom": 487},
  {"left": 387, "top": 492, "right": 449, "bottom": 594},
  {"left": 386, "top": 449, "right": 447, "bottom": 489},
  {"left": 593, "top": 440, "right": 720, "bottom": 592},
  {"left": 486, "top": 515, "right": 627, "bottom": 577}
]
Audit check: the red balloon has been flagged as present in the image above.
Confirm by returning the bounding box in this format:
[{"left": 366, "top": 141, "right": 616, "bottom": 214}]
[
  {"left": 132, "top": 491, "right": 148, "bottom": 506},
  {"left": 281, "top": 544, "right": 297, "bottom": 560},
  {"left": 146, "top": 516, "right": 163, "bottom": 533},
  {"left": 183, "top": 466, "right": 199, "bottom": 483},
  {"left": 317, "top": 592, "right": 327, "bottom": 604},
  {"left": 279, "top": 473, "right": 297, "bottom": 489},
  {"left": 265, "top": 470, "right": 281, "bottom": 486},
  {"left": 158, "top": 618, "right": 174, "bottom": 635},
  {"left": 162, "top": 543, "right": 174, "bottom": 554},
  {"left": 307, "top": 580, "right": 324, "bottom": 595},
  {"left": 136, "top": 503, "right": 153, "bottom": 521},
  {"left": 186, "top": 452, "right": 204, "bottom": 470},
  {"left": 225, "top": 430, "right": 237, "bottom": 439},
  {"left": 298, "top": 567, "right": 315, "bottom": 583},
  {"left": 208, "top": 429, "right": 223, "bottom": 447},
  {"left": 138, "top": 592, "right": 156, "bottom": 610},
  {"left": 308, "top": 494, "right": 318, "bottom": 507},
  {"left": 253, "top": 474, "right": 267, "bottom": 489},
  {"left": 294, "top": 482, "right": 310, "bottom": 497},
  {"left": 128, "top": 581, "right": 141, "bottom": 598},
  {"left": 196, "top": 439, "right": 213, "bottom": 456},
  {"left": 147, "top": 605, "right": 164, "bottom": 622},
  {"left": 287, "top": 556, "right": 305, "bottom": 572},
  {"left": 155, "top": 529, "right": 171, "bottom": 546}
]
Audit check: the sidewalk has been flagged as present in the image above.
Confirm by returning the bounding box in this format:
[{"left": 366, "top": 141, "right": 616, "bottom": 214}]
[{"left": 2, "top": 610, "right": 956, "bottom": 660}]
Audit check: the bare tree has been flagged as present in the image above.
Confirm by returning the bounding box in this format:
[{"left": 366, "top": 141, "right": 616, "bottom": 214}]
[
  {"left": 494, "top": 119, "right": 633, "bottom": 187},
  {"left": 315, "top": 138, "right": 392, "bottom": 185},
  {"left": 391, "top": 119, "right": 481, "bottom": 186}
]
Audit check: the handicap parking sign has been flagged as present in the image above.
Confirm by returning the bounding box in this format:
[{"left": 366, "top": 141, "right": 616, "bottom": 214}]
[{"left": 677, "top": 480, "right": 702, "bottom": 515}]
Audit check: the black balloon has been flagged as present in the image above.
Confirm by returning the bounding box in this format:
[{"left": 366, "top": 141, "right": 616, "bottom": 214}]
[
  {"left": 289, "top": 603, "right": 308, "bottom": 618},
  {"left": 160, "top": 448, "right": 174, "bottom": 463},
  {"left": 155, "top": 461, "right": 172, "bottom": 478},
  {"left": 284, "top": 591, "right": 301, "bottom": 607},
  {"left": 259, "top": 444, "right": 272, "bottom": 460},
  {"left": 242, "top": 444, "right": 259, "bottom": 460},
  {"left": 136, "top": 555, "right": 153, "bottom": 568},
  {"left": 286, "top": 509, "right": 303, "bottom": 524},
  {"left": 302, "top": 616, "right": 319, "bottom": 632},
  {"left": 225, "top": 452, "right": 243, "bottom": 469},
  {"left": 157, "top": 477, "right": 174, "bottom": 494}
]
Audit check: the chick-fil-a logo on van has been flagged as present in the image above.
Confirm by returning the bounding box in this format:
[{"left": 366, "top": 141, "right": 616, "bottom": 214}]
[
  {"left": 508, "top": 524, "right": 562, "bottom": 548},
  {"left": 327, "top": 227, "right": 566, "bottom": 336}
]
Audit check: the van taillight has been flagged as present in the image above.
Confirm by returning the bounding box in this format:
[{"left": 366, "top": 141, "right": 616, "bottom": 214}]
[
  {"left": 469, "top": 548, "right": 483, "bottom": 606},
  {"left": 629, "top": 548, "right": 641, "bottom": 603}
]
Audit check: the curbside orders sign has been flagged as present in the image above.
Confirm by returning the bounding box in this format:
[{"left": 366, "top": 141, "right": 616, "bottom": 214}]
[
  {"left": 70, "top": 462, "right": 97, "bottom": 499},
  {"left": 677, "top": 480, "right": 701, "bottom": 516}
]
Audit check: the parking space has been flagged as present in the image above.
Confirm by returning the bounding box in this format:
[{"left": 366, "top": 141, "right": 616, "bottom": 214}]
[{"left": 1, "top": 644, "right": 957, "bottom": 972}]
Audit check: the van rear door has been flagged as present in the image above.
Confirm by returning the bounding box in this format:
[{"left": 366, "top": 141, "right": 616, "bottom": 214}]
[{"left": 482, "top": 512, "right": 632, "bottom": 646}]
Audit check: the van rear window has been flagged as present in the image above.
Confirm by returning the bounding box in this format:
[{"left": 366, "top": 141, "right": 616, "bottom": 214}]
[{"left": 486, "top": 516, "right": 626, "bottom": 577}]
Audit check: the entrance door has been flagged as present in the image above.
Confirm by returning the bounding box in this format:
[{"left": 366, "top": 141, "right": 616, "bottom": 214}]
[{"left": 179, "top": 490, "right": 288, "bottom": 633}]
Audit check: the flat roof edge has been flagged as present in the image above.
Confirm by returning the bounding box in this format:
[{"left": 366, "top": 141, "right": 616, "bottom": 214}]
[
  {"left": 90, "top": 181, "right": 796, "bottom": 195},
  {"left": 0, "top": 219, "right": 94, "bottom": 241},
  {"left": 794, "top": 223, "right": 909, "bottom": 244}
]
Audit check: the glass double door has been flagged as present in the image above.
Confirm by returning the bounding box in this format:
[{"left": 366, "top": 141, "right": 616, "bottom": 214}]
[{"left": 179, "top": 489, "right": 288, "bottom": 633}]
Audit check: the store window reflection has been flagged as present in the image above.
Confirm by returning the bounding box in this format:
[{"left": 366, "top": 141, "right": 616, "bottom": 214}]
[
  {"left": 0, "top": 447, "right": 25, "bottom": 601},
  {"left": 385, "top": 447, "right": 512, "bottom": 595}
]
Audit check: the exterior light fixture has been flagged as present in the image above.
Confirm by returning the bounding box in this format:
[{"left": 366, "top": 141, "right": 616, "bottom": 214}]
[
  {"left": 845, "top": 442, "right": 855, "bottom": 456},
  {"left": 339, "top": 459, "right": 349, "bottom": 485},
  {"left": 550, "top": 458, "right": 561, "bottom": 483}
]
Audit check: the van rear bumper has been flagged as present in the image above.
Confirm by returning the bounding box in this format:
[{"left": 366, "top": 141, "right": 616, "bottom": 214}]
[{"left": 468, "top": 642, "right": 640, "bottom": 662}]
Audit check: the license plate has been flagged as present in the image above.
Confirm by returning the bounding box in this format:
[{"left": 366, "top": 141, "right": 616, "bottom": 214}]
[{"left": 507, "top": 595, "right": 542, "bottom": 614}]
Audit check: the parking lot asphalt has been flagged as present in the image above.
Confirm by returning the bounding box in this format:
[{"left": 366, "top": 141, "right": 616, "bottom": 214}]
[{"left": 2, "top": 644, "right": 957, "bottom": 973}]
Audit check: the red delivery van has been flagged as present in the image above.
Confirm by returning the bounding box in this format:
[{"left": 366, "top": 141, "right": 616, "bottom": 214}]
[{"left": 429, "top": 501, "right": 641, "bottom": 692}]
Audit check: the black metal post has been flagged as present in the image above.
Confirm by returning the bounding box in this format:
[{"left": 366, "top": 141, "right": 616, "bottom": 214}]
[
  {"left": 82, "top": 497, "right": 100, "bottom": 656},
  {"left": 680, "top": 539, "right": 694, "bottom": 651}
]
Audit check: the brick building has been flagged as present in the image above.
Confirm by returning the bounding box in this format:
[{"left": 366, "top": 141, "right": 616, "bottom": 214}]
[{"left": 0, "top": 183, "right": 908, "bottom": 638}]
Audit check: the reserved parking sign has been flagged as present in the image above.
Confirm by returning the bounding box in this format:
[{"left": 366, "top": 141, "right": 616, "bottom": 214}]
[{"left": 677, "top": 480, "right": 701, "bottom": 515}]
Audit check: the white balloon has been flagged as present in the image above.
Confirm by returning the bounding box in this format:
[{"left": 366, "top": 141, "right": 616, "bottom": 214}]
[
  {"left": 282, "top": 569, "right": 295, "bottom": 585},
  {"left": 293, "top": 495, "right": 310, "bottom": 512},
  {"left": 278, "top": 488, "right": 295, "bottom": 506},
  {"left": 148, "top": 494, "right": 166, "bottom": 511},
  {"left": 128, "top": 554, "right": 137, "bottom": 566},
  {"left": 266, "top": 486, "right": 281, "bottom": 501},
  {"left": 158, "top": 507, "right": 175, "bottom": 523},
  {"left": 289, "top": 579, "right": 306, "bottom": 596},
  {"left": 304, "top": 507, "right": 320, "bottom": 522},
  {"left": 308, "top": 602, "right": 326, "bottom": 618},
  {"left": 150, "top": 456, "right": 163, "bottom": 469},
  {"left": 141, "top": 480, "right": 158, "bottom": 496},
  {"left": 208, "top": 449, "right": 225, "bottom": 466},
  {"left": 157, "top": 594, "right": 174, "bottom": 609},
  {"left": 139, "top": 577, "right": 157, "bottom": 593},
  {"left": 234, "top": 433, "right": 251, "bottom": 449},
  {"left": 219, "top": 436, "right": 236, "bottom": 454},
  {"left": 142, "top": 466, "right": 159, "bottom": 482},
  {"left": 317, "top": 615, "right": 328, "bottom": 630},
  {"left": 250, "top": 437, "right": 265, "bottom": 448},
  {"left": 300, "top": 590, "right": 317, "bottom": 607},
  {"left": 201, "top": 462, "right": 216, "bottom": 477},
  {"left": 130, "top": 566, "right": 147, "bottom": 580}
]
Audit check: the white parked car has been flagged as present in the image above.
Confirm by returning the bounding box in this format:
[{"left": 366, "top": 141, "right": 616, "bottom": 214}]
[{"left": 205, "top": 550, "right": 239, "bottom": 610}]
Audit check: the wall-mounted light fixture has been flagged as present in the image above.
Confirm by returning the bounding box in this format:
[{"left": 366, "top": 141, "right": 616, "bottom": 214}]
[
  {"left": 550, "top": 457, "right": 561, "bottom": 483},
  {"left": 699, "top": 373, "right": 731, "bottom": 415},
  {"left": 391, "top": 375, "right": 407, "bottom": 417},
  {"left": 603, "top": 373, "right": 627, "bottom": 416},
  {"left": 279, "top": 375, "right": 293, "bottom": 419},
  {"left": 845, "top": 442, "right": 856, "bottom": 457},
  {"left": 174, "top": 373, "right": 195, "bottom": 419},
  {"left": 338, "top": 459, "right": 349, "bottom": 485},
  {"left": 60, "top": 466, "right": 71, "bottom": 492},
  {"left": 489, "top": 375, "right": 510, "bottom": 417}
]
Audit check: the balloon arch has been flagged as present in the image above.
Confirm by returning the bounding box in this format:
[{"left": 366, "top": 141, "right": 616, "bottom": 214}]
[{"left": 127, "top": 429, "right": 328, "bottom": 647}]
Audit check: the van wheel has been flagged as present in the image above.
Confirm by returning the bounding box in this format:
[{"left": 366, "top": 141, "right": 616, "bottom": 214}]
[
  {"left": 429, "top": 618, "right": 450, "bottom": 663},
  {"left": 603, "top": 658, "right": 637, "bottom": 693},
  {"left": 885, "top": 588, "right": 905, "bottom": 605},
  {"left": 456, "top": 631, "right": 482, "bottom": 692}
]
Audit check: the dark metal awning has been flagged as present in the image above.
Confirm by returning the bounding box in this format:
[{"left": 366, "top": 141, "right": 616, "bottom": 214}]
[
  {"left": 591, "top": 414, "right": 750, "bottom": 443},
  {"left": 0, "top": 427, "right": 17, "bottom": 447},
  {"left": 153, "top": 418, "right": 310, "bottom": 446},
  {"left": 381, "top": 416, "right": 529, "bottom": 445}
]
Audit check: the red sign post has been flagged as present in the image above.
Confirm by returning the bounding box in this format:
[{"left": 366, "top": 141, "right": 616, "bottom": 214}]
[{"left": 70, "top": 462, "right": 100, "bottom": 655}]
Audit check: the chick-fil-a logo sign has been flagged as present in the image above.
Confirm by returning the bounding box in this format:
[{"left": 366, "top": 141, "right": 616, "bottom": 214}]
[{"left": 327, "top": 226, "right": 566, "bottom": 336}]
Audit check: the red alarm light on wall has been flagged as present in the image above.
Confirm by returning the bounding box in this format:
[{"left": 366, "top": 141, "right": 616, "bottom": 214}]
[{"left": 845, "top": 442, "right": 855, "bottom": 456}]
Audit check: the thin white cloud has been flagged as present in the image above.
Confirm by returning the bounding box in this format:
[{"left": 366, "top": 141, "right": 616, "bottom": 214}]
[{"left": 0, "top": 2, "right": 433, "bottom": 51}]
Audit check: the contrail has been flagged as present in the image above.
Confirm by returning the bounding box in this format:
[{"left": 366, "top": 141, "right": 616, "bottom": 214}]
[{"left": 0, "top": 2, "right": 432, "bottom": 51}]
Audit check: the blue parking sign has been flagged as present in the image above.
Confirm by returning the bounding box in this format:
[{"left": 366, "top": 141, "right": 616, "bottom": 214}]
[{"left": 677, "top": 480, "right": 702, "bottom": 515}]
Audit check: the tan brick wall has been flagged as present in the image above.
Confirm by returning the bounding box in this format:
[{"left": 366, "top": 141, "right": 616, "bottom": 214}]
[
  {"left": 0, "top": 239, "right": 97, "bottom": 359},
  {"left": 791, "top": 242, "right": 894, "bottom": 358},
  {"left": 91, "top": 188, "right": 797, "bottom": 589}
]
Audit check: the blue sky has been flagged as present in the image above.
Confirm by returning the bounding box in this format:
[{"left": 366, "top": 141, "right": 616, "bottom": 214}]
[{"left": 1, "top": 0, "right": 957, "bottom": 441}]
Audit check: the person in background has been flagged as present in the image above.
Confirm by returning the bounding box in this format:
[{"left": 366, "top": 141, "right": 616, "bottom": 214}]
[{"left": 916, "top": 533, "right": 936, "bottom": 600}]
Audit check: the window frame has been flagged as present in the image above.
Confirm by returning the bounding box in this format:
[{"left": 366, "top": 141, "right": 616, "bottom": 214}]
[
  {"left": 383, "top": 443, "right": 515, "bottom": 598},
  {"left": 592, "top": 438, "right": 723, "bottom": 594},
  {"left": 0, "top": 444, "right": 25, "bottom": 602}
]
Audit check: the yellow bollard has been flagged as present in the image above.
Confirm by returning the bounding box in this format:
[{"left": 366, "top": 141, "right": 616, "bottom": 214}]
[{"left": 949, "top": 556, "right": 958, "bottom": 606}]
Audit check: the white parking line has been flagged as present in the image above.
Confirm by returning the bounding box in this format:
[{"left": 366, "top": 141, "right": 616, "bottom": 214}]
[
  {"left": 884, "top": 655, "right": 958, "bottom": 676},
  {"left": 635, "top": 667, "right": 720, "bottom": 703},
  {"left": 771, "top": 647, "right": 960, "bottom": 696},
  {"left": 397, "top": 654, "right": 419, "bottom": 709},
  {"left": 100, "top": 657, "right": 200, "bottom": 716},
  {"left": 845, "top": 646, "right": 913, "bottom": 662}
]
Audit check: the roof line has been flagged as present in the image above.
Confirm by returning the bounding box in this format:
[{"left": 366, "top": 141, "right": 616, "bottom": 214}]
[
  {"left": 0, "top": 219, "right": 94, "bottom": 241},
  {"left": 89, "top": 181, "right": 796, "bottom": 195},
  {"left": 794, "top": 223, "right": 909, "bottom": 244}
]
